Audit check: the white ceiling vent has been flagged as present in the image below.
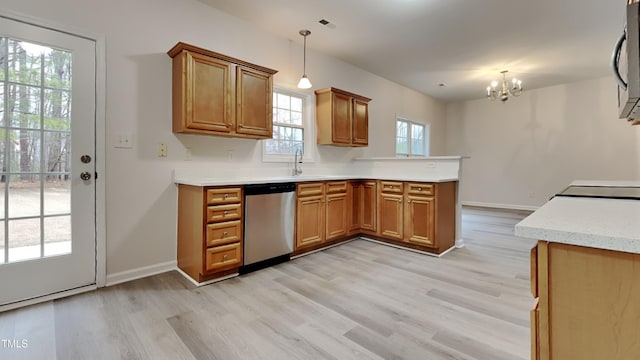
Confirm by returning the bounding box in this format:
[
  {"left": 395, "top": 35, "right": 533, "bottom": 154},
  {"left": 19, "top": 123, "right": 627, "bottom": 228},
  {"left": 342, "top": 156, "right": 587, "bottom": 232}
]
[{"left": 318, "top": 19, "right": 336, "bottom": 29}]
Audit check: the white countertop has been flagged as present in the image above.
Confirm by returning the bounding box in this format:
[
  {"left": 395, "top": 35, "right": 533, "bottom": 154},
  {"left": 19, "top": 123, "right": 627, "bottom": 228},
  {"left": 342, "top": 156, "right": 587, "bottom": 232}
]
[
  {"left": 515, "top": 193, "right": 640, "bottom": 254},
  {"left": 174, "top": 174, "right": 459, "bottom": 187}
]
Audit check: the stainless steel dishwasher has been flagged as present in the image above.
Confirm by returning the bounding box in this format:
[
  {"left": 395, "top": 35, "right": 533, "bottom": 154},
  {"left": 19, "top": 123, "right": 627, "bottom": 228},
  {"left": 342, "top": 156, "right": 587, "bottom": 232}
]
[{"left": 242, "top": 182, "right": 296, "bottom": 273}]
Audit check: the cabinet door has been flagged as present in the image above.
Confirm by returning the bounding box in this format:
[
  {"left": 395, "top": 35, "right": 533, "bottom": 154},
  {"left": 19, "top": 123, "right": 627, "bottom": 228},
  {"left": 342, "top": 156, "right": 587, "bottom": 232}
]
[
  {"left": 404, "top": 195, "right": 435, "bottom": 246},
  {"left": 296, "top": 195, "right": 325, "bottom": 249},
  {"left": 379, "top": 193, "right": 403, "bottom": 240},
  {"left": 361, "top": 181, "right": 377, "bottom": 232},
  {"left": 331, "top": 92, "right": 352, "bottom": 144},
  {"left": 235, "top": 66, "right": 273, "bottom": 138},
  {"left": 185, "top": 51, "right": 232, "bottom": 133},
  {"left": 348, "top": 181, "right": 362, "bottom": 234},
  {"left": 326, "top": 193, "right": 348, "bottom": 241},
  {"left": 352, "top": 99, "right": 369, "bottom": 146}
]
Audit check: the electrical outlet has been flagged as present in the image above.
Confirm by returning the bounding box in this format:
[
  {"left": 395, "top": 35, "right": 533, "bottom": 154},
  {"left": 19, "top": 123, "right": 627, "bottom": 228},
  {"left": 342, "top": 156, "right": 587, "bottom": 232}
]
[{"left": 158, "top": 143, "right": 168, "bottom": 157}]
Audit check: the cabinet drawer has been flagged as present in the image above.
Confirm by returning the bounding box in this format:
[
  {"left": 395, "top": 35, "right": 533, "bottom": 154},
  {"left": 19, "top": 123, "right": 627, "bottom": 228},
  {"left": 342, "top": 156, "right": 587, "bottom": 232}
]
[
  {"left": 380, "top": 181, "right": 403, "bottom": 194},
  {"left": 205, "top": 242, "right": 242, "bottom": 273},
  {"left": 207, "top": 187, "right": 242, "bottom": 205},
  {"left": 531, "top": 245, "right": 538, "bottom": 297},
  {"left": 206, "top": 220, "right": 242, "bottom": 247},
  {"left": 326, "top": 181, "right": 347, "bottom": 194},
  {"left": 297, "top": 182, "right": 324, "bottom": 197},
  {"left": 207, "top": 203, "right": 241, "bottom": 223},
  {"left": 406, "top": 183, "right": 434, "bottom": 196}
]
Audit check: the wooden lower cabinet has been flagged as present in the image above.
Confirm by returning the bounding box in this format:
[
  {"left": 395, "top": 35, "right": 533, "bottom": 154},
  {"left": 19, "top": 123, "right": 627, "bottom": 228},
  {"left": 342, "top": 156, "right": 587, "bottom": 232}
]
[
  {"left": 376, "top": 181, "right": 456, "bottom": 253},
  {"left": 295, "top": 181, "right": 349, "bottom": 252},
  {"left": 360, "top": 181, "right": 377, "bottom": 233},
  {"left": 326, "top": 192, "right": 348, "bottom": 241},
  {"left": 379, "top": 192, "right": 404, "bottom": 240},
  {"left": 348, "top": 180, "right": 377, "bottom": 235},
  {"left": 177, "top": 185, "right": 243, "bottom": 282},
  {"left": 532, "top": 241, "right": 640, "bottom": 359},
  {"left": 296, "top": 193, "right": 325, "bottom": 249},
  {"left": 404, "top": 195, "right": 435, "bottom": 246}
]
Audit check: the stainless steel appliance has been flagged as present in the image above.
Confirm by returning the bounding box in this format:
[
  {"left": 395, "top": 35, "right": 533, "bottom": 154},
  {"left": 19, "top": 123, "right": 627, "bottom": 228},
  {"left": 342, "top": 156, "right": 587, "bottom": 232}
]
[
  {"left": 242, "top": 182, "right": 295, "bottom": 272},
  {"left": 613, "top": 2, "right": 640, "bottom": 123}
]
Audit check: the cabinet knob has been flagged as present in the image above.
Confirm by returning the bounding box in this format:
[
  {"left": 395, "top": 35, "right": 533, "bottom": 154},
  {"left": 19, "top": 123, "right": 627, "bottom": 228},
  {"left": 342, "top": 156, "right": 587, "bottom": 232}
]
[
  {"left": 408, "top": 200, "right": 412, "bottom": 203},
  {"left": 223, "top": 231, "right": 228, "bottom": 237},
  {"left": 223, "top": 254, "right": 228, "bottom": 260},
  {"left": 224, "top": 194, "right": 229, "bottom": 199},
  {"left": 397, "top": 199, "right": 402, "bottom": 203},
  {"left": 224, "top": 210, "right": 229, "bottom": 216},
  {"left": 418, "top": 187, "right": 422, "bottom": 191}
]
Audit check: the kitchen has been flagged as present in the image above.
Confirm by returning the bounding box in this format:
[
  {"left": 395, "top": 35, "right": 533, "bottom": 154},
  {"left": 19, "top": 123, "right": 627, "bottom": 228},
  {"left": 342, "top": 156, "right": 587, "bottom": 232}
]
[{"left": 0, "top": 0, "right": 638, "bottom": 359}]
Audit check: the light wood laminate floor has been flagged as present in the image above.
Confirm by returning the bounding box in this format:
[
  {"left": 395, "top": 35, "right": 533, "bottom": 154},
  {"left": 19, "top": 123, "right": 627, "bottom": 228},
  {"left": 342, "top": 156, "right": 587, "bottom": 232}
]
[{"left": 0, "top": 207, "right": 536, "bottom": 360}]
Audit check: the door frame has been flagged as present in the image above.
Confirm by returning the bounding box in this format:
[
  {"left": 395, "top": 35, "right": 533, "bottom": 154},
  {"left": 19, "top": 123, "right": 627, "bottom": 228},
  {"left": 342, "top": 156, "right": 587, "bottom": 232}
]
[{"left": 0, "top": 8, "right": 107, "bottom": 295}]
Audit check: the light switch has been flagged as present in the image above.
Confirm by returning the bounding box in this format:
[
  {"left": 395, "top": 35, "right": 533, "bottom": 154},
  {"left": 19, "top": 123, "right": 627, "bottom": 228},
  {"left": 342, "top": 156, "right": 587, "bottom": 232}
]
[{"left": 114, "top": 133, "right": 133, "bottom": 149}]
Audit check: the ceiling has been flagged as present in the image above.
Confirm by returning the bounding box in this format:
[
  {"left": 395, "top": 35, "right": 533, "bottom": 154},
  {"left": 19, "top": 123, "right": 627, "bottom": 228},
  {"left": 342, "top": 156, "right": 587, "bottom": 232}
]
[{"left": 198, "top": 0, "right": 625, "bottom": 102}]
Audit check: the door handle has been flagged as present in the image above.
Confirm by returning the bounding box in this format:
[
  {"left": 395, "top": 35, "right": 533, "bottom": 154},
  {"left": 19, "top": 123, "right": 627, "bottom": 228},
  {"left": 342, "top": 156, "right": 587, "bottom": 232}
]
[
  {"left": 81, "top": 155, "right": 92, "bottom": 164},
  {"left": 80, "top": 171, "right": 92, "bottom": 181}
]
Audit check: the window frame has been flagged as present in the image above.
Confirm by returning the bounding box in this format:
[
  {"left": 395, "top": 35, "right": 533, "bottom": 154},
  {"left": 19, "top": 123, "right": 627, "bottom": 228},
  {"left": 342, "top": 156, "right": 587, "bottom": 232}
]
[
  {"left": 395, "top": 117, "right": 429, "bottom": 157},
  {"left": 262, "top": 86, "right": 315, "bottom": 163}
]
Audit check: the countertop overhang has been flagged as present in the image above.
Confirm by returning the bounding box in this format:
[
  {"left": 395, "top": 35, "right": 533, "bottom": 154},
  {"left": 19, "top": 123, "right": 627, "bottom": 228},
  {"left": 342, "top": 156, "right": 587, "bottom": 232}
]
[
  {"left": 515, "top": 181, "right": 640, "bottom": 254},
  {"left": 174, "top": 175, "right": 459, "bottom": 187}
]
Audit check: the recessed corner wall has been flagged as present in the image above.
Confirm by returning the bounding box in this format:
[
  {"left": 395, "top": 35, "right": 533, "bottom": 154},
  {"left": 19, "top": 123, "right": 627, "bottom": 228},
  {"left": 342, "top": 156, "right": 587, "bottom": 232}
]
[{"left": 445, "top": 76, "right": 639, "bottom": 209}]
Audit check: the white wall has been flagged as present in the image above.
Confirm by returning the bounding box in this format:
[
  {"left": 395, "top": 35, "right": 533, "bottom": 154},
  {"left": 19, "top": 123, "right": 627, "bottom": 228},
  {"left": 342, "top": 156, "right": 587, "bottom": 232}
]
[
  {"left": 1, "top": 0, "right": 446, "bottom": 277},
  {"left": 445, "top": 76, "right": 640, "bottom": 209}
]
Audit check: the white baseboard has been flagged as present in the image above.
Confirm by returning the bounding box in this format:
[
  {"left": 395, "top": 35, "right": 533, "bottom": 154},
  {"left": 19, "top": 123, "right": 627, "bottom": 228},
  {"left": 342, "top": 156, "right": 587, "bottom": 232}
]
[
  {"left": 462, "top": 201, "right": 539, "bottom": 212},
  {"left": 105, "top": 260, "right": 177, "bottom": 287}
]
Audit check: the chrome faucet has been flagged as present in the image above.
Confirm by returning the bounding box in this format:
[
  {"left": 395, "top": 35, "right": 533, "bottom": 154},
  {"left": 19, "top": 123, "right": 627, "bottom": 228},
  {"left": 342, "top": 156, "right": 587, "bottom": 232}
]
[{"left": 292, "top": 147, "right": 303, "bottom": 176}]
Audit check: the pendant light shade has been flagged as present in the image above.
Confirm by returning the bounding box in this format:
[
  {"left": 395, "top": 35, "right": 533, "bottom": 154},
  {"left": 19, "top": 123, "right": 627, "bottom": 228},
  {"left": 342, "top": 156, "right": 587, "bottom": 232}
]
[{"left": 297, "top": 29, "right": 312, "bottom": 89}]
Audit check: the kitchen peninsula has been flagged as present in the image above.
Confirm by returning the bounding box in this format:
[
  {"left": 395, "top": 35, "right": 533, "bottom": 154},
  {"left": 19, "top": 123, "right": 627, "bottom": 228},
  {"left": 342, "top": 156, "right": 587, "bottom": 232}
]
[
  {"left": 515, "top": 181, "right": 640, "bottom": 360},
  {"left": 174, "top": 157, "right": 463, "bottom": 285}
]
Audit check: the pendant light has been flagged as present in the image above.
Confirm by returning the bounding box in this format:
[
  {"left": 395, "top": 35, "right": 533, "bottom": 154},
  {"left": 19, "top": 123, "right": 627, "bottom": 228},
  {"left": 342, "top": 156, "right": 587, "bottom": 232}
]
[{"left": 297, "top": 29, "right": 312, "bottom": 89}]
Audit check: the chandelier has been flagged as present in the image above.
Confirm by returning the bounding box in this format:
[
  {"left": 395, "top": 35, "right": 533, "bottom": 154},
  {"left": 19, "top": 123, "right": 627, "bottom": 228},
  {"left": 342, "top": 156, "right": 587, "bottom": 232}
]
[{"left": 486, "top": 70, "right": 523, "bottom": 101}]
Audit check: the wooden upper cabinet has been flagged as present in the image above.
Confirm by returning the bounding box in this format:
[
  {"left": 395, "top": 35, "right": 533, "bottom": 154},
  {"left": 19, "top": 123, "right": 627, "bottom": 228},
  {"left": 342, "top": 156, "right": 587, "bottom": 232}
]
[
  {"left": 315, "top": 87, "right": 371, "bottom": 147},
  {"left": 352, "top": 98, "right": 369, "bottom": 146},
  {"left": 331, "top": 92, "right": 352, "bottom": 144},
  {"left": 235, "top": 66, "right": 273, "bottom": 138},
  {"left": 168, "top": 42, "right": 277, "bottom": 139}
]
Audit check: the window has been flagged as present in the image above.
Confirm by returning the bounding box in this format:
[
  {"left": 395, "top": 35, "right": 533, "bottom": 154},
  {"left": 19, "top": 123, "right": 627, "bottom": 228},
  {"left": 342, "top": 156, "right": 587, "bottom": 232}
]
[
  {"left": 396, "top": 118, "right": 429, "bottom": 156},
  {"left": 263, "top": 88, "right": 313, "bottom": 162}
]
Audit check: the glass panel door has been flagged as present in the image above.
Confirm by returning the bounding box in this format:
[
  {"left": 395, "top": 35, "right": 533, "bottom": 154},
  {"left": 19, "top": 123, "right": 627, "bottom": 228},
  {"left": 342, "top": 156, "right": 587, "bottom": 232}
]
[{"left": 0, "top": 16, "right": 96, "bottom": 306}]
